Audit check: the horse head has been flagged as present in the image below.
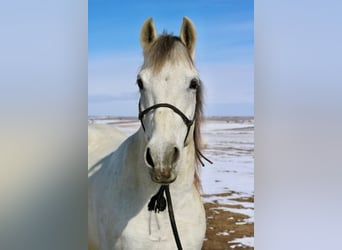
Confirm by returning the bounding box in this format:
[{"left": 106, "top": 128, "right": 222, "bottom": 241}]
[{"left": 137, "top": 17, "right": 202, "bottom": 184}]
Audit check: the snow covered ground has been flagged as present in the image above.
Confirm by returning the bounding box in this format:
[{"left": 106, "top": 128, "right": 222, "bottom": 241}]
[
  {"left": 88, "top": 116, "right": 254, "bottom": 248},
  {"left": 200, "top": 118, "right": 254, "bottom": 249}
]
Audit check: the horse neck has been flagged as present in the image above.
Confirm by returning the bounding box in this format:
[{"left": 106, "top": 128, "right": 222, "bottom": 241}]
[{"left": 127, "top": 127, "right": 197, "bottom": 194}]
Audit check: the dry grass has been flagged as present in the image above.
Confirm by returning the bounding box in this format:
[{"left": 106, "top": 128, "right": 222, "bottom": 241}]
[{"left": 202, "top": 193, "right": 254, "bottom": 250}]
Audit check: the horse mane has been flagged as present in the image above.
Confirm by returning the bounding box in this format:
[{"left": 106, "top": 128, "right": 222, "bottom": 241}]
[
  {"left": 142, "top": 33, "right": 205, "bottom": 192},
  {"left": 194, "top": 81, "right": 204, "bottom": 191}
]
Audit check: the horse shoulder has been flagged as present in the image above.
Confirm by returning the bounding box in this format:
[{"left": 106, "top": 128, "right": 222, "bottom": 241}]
[
  {"left": 88, "top": 132, "right": 140, "bottom": 250},
  {"left": 88, "top": 125, "right": 129, "bottom": 250}
]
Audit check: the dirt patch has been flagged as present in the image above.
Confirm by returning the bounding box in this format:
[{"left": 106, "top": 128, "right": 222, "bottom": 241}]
[{"left": 202, "top": 194, "right": 254, "bottom": 250}]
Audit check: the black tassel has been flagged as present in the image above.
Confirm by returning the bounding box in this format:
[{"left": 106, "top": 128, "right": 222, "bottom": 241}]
[
  {"left": 147, "top": 185, "right": 183, "bottom": 249},
  {"left": 148, "top": 185, "right": 167, "bottom": 213},
  {"left": 196, "top": 149, "right": 213, "bottom": 167}
]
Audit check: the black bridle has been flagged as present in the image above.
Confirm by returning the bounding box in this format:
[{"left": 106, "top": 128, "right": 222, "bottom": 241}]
[
  {"left": 140, "top": 101, "right": 212, "bottom": 250},
  {"left": 138, "top": 102, "right": 195, "bottom": 145}
]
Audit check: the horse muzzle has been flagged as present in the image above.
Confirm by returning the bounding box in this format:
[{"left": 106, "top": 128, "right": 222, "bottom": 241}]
[
  {"left": 145, "top": 144, "right": 180, "bottom": 184},
  {"left": 151, "top": 168, "right": 177, "bottom": 184}
]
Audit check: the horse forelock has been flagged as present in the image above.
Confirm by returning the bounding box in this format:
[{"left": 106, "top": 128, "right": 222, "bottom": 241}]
[{"left": 142, "top": 33, "right": 194, "bottom": 73}]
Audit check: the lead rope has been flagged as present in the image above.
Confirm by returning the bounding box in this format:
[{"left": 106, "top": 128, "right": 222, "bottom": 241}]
[
  {"left": 165, "top": 185, "right": 182, "bottom": 250},
  {"left": 147, "top": 151, "right": 212, "bottom": 249},
  {"left": 148, "top": 185, "right": 183, "bottom": 250},
  {"left": 147, "top": 154, "right": 212, "bottom": 250}
]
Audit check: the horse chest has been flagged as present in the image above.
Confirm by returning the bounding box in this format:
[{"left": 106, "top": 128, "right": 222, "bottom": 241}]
[
  {"left": 116, "top": 206, "right": 205, "bottom": 250},
  {"left": 99, "top": 189, "right": 206, "bottom": 250},
  {"left": 119, "top": 209, "right": 172, "bottom": 248}
]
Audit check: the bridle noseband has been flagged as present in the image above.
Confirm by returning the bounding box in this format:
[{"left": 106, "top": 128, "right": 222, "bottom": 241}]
[{"left": 138, "top": 102, "right": 195, "bottom": 145}]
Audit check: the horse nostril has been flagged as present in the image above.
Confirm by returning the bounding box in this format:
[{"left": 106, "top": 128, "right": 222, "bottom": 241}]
[
  {"left": 146, "top": 147, "right": 154, "bottom": 168},
  {"left": 172, "top": 147, "right": 180, "bottom": 165}
]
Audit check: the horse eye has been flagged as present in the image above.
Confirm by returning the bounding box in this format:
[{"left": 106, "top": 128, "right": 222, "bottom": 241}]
[
  {"left": 136, "top": 78, "right": 144, "bottom": 90},
  {"left": 189, "top": 78, "right": 199, "bottom": 90}
]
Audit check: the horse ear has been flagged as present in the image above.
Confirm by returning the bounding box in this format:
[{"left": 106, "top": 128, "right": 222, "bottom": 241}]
[
  {"left": 180, "top": 17, "right": 197, "bottom": 58},
  {"left": 140, "top": 18, "right": 158, "bottom": 50}
]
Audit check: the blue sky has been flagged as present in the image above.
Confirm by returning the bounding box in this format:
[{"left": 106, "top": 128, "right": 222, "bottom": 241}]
[{"left": 88, "top": 0, "right": 254, "bottom": 116}]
